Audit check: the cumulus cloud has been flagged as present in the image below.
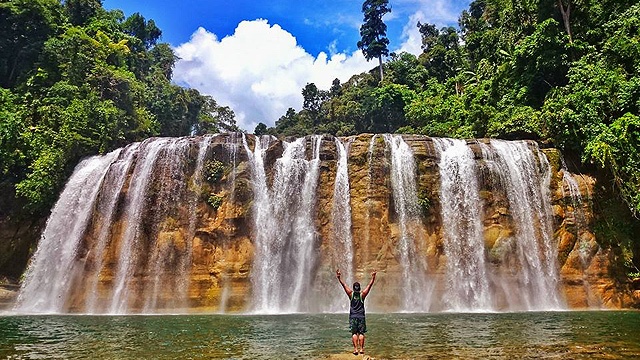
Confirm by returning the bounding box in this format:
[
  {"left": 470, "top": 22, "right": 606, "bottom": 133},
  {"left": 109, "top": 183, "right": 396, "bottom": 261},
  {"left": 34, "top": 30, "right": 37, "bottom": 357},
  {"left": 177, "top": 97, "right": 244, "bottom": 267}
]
[
  {"left": 397, "top": 11, "right": 427, "bottom": 55},
  {"left": 173, "top": 20, "right": 372, "bottom": 132},
  {"left": 395, "top": 0, "right": 467, "bottom": 55}
]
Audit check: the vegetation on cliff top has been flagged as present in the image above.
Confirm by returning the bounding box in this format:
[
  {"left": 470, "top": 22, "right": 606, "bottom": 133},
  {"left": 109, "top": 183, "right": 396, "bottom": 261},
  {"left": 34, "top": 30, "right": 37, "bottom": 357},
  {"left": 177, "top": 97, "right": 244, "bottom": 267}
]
[
  {"left": 0, "top": 0, "right": 238, "bottom": 214},
  {"left": 1, "top": 1, "right": 639, "bottom": 274},
  {"left": 259, "top": 0, "right": 640, "bottom": 220},
  {"left": 254, "top": 0, "right": 640, "bottom": 274}
]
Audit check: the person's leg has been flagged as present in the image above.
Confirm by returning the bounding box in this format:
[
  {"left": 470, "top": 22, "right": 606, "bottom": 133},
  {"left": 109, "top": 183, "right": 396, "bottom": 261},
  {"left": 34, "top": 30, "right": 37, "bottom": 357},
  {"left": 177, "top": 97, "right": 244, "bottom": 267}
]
[
  {"left": 359, "top": 318, "right": 367, "bottom": 354},
  {"left": 349, "top": 318, "right": 358, "bottom": 354}
]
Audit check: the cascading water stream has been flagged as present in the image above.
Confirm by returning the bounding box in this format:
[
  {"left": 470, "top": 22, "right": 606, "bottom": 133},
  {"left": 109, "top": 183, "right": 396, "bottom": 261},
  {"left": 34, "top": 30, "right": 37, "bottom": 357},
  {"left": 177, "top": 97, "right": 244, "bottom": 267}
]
[
  {"left": 14, "top": 149, "right": 123, "bottom": 313},
  {"left": 363, "top": 135, "right": 377, "bottom": 261},
  {"left": 561, "top": 169, "right": 599, "bottom": 306},
  {"left": 108, "top": 138, "right": 179, "bottom": 314},
  {"left": 242, "top": 134, "right": 272, "bottom": 311},
  {"left": 383, "top": 134, "right": 431, "bottom": 312},
  {"left": 218, "top": 133, "right": 240, "bottom": 313},
  {"left": 84, "top": 143, "right": 140, "bottom": 313},
  {"left": 329, "top": 137, "right": 354, "bottom": 311},
  {"left": 142, "top": 136, "right": 212, "bottom": 313},
  {"left": 11, "top": 133, "right": 575, "bottom": 315},
  {"left": 562, "top": 170, "right": 587, "bottom": 234},
  {"left": 483, "top": 140, "right": 564, "bottom": 310},
  {"left": 182, "top": 135, "right": 214, "bottom": 305},
  {"left": 433, "top": 138, "right": 492, "bottom": 311},
  {"left": 142, "top": 138, "right": 193, "bottom": 312},
  {"left": 244, "top": 135, "right": 322, "bottom": 313}
]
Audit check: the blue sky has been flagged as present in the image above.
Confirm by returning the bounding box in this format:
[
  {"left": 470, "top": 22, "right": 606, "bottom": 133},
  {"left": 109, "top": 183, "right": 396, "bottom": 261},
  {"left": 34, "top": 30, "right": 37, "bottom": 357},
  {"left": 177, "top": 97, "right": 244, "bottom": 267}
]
[{"left": 103, "top": 0, "right": 472, "bottom": 131}]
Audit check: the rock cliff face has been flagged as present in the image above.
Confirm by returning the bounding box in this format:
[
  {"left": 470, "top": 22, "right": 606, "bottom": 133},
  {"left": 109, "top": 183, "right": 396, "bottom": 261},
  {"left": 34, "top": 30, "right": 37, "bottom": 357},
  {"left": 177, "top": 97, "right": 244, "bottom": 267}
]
[{"left": 9, "top": 133, "right": 640, "bottom": 313}]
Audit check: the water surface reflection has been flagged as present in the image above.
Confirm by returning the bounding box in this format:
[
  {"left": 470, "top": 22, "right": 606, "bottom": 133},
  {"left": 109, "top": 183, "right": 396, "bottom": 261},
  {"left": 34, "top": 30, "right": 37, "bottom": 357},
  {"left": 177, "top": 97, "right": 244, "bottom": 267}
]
[{"left": 0, "top": 311, "right": 638, "bottom": 359}]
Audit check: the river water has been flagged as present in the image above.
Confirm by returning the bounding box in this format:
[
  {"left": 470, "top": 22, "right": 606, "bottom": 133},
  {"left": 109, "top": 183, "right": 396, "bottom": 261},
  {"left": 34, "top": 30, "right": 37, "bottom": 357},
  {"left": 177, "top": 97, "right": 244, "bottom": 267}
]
[{"left": 0, "top": 311, "right": 638, "bottom": 359}]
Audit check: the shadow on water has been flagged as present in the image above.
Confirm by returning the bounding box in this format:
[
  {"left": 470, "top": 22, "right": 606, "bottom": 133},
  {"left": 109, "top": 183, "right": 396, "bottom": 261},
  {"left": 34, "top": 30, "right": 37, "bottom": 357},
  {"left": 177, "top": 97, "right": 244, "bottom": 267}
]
[{"left": 0, "top": 311, "right": 639, "bottom": 359}]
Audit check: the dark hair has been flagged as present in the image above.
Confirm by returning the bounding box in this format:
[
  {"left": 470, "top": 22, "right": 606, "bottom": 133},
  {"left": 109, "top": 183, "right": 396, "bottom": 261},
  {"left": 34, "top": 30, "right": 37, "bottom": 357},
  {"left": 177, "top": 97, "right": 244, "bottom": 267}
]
[{"left": 353, "top": 282, "right": 361, "bottom": 292}]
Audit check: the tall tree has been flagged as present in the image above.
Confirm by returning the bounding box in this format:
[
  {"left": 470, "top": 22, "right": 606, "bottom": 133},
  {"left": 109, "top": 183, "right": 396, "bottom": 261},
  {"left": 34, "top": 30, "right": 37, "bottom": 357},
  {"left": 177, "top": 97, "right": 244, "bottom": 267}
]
[
  {"left": 64, "top": 0, "right": 102, "bottom": 26},
  {"left": 357, "top": 0, "right": 391, "bottom": 82},
  {"left": 0, "top": 0, "right": 65, "bottom": 88}
]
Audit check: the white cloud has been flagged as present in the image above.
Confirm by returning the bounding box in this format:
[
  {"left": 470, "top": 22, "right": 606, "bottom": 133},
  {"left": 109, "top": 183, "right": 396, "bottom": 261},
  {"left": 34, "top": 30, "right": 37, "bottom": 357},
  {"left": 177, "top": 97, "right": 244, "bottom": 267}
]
[
  {"left": 394, "top": 0, "right": 463, "bottom": 25},
  {"left": 397, "top": 11, "right": 427, "bottom": 55},
  {"left": 173, "top": 19, "right": 372, "bottom": 132},
  {"left": 395, "top": 0, "right": 467, "bottom": 55}
]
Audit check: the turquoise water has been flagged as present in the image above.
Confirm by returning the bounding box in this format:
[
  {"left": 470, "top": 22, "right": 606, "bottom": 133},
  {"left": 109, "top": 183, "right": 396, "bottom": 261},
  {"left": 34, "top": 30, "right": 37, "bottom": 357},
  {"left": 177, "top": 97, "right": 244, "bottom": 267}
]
[{"left": 0, "top": 311, "right": 639, "bottom": 359}]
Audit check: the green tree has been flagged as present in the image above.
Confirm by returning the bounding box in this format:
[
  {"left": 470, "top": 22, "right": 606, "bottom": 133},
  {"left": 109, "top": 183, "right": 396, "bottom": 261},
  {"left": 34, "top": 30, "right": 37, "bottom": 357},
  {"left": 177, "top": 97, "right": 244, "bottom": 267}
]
[
  {"left": 0, "top": 0, "right": 65, "bottom": 88},
  {"left": 329, "top": 78, "right": 342, "bottom": 97},
  {"left": 417, "top": 24, "right": 464, "bottom": 84},
  {"left": 122, "top": 12, "right": 161, "bottom": 51},
  {"left": 0, "top": 0, "right": 234, "bottom": 213},
  {"left": 357, "top": 0, "right": 391, "bottom": 81},
  {"left": 64, "top": 0, "right": 102, "bottom": 26},
  {"left": 302, "top": 82, "right": 328, "bottom": 126},
  {"left": 192, "top": 95, "right": 238, "bottom": 135},
  {"left": 254, "top": 122, "right": 268, "bottom": 136},
  {"left": 368, "top": 84, "right": 416, "bottom": 133},
  {"left": 385, "top": 52, "right": 429, "bottom": 91},
  {"left": 0, "top": 88, "right": 25, "bottom": 177}
]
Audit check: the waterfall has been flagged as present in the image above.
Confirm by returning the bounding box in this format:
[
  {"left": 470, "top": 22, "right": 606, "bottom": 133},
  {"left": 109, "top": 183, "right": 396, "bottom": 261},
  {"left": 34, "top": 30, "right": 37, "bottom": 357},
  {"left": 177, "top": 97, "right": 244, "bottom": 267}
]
[
  {"left": 433, "top": 138, "right": 492, "bottom": 311},
  {"left": 182, "top": 135, "right": 214, "bottom": 304},
  {"left": 109, "top": 138, "right": 182, "bottom": 314},
  {"left": 218, "top": 133, "right": 240, "bottom": 313},
  {"left": 363, "top": 135, "right": 377, "bottom": 261},
  {"left": 561, "top": 169, "right": 599, "bottom": 306},
  {"left": 15, "top": 136, "right": 216, "bottom": 314},
  {"left": 245, "top": 135, "right": 323, "bottom": 313},
  {"left": 329, "top": 137, "right": 354, "bottom": 311},
  {"left": 225, "top": 132, "right": 240, "bottom": 204},
  {"left": 84, "top": 143, "right": 140, "bottom": 313},
  {"left": 482, "top": 140, "right": 564, "bottom": 310},
  {"left": 142, "top": 138, "right": 189, "bottom": 312},
  {"left": 11, "top": 133, "right": 576, "bottom": 314},
  {"left": 14, "top": 149, "right": 123, "bottom": 313},
  {"left": 383, "top": 134, "right": 431, "bottom": 312},
  {"left": 142, "top": 136, "right": 212, "bottom": 312},
  {"left": 562, "top": 171, "right": 587, "bottom": 232},
  {"left": 242, "top": 134, "right": 272, "bottom": 312}
]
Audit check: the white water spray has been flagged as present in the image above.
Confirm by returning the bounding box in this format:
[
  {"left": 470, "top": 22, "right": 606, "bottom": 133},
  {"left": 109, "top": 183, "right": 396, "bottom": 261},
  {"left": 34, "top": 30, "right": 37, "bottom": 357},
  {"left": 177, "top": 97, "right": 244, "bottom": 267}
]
[
  {"left": 329, "top": 137, "right": 354, "bottom": 311},
  {"left": 15, "top": 149, "right": 122, "bottom": 313},
  {"left": 433, "top": 138, "right": 492, "bottom": 311},
  {"left": 245, "top": 135, "right": 323, "bottom": 313},
  {"left": 383, "top": 134, "right": 431, "bottom": 311},
  {"left": 483, "top": 140, "right": 564, "bottom": 310}
]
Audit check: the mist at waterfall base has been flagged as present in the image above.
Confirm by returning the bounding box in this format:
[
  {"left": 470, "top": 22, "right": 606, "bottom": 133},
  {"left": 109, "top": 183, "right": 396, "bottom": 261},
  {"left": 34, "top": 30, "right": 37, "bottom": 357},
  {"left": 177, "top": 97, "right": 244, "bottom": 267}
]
[{"left": 11, "top": 133, "right": 596, "bottom": 314}]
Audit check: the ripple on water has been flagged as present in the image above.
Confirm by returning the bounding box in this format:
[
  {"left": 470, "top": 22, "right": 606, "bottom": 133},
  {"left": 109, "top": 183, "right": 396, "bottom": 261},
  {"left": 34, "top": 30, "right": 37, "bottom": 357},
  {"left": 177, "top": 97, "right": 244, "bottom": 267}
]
[{"left": 0, "top": 312, "right": 638, "bottom": 359}]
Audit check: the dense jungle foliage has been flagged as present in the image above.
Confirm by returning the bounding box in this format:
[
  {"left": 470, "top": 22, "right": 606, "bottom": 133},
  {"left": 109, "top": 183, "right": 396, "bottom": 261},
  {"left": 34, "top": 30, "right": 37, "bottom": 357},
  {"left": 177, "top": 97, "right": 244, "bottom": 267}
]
[
  {"left": 0, "top": 1, "right": 639, "bottom": 274},
  {"left": 0, "top": 0, "right": 238, "bottom": 215},
  {"left": 259, "top": 0, "right": 640, "bottom": 220}
]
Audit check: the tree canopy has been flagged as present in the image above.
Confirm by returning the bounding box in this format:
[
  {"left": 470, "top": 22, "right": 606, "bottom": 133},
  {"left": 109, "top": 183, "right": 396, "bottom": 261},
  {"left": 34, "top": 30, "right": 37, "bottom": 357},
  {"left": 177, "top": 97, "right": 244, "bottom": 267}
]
[
  {"left": 357, "top": 0, "right": 391, "bottom": 81},
  {"left": 260, "top": 0, "right": 640, "bottom": 221},
  {"left": 0, "top": 0, "right": 237, "bottom": 214}
]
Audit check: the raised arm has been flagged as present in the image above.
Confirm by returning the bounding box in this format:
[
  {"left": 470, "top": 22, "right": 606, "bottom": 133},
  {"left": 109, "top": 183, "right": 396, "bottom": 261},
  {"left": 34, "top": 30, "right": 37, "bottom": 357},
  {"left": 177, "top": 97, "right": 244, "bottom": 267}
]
[
  {"left": 362, "top": 270, "right": 377, "bottom": 300},
  {"left": 336, "top": 269, "right": 352, "bottom": 298}
]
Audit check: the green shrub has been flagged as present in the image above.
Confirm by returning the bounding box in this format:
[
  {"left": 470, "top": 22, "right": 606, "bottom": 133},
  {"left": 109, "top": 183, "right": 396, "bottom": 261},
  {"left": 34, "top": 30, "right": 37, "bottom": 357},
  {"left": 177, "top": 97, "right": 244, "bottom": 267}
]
[
  {"left": 417, "top": 190, "right": 431, "bottom": 215},
  {"left": 206, "top": 193, "right": 223, "bottom": 210},
  {"left": 204, "top": 160, "right": 225, "bottom": 184}
]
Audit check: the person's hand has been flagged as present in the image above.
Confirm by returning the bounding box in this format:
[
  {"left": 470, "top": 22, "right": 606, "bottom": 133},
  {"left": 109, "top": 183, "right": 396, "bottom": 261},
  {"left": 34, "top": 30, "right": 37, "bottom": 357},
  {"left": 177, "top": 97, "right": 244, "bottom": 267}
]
[
  {"left": 371, "top": 270, "right": 377, "bottom": 278},
  {"left": 336, "top": 269, "right": 341, "bottom": 279}
]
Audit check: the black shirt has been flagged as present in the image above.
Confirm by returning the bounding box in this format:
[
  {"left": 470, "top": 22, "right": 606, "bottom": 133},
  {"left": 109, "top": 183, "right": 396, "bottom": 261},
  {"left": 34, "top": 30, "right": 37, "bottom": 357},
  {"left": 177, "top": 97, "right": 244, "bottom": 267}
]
[{"left": 349, "top": 292, "right": 365, "bottom": 319}]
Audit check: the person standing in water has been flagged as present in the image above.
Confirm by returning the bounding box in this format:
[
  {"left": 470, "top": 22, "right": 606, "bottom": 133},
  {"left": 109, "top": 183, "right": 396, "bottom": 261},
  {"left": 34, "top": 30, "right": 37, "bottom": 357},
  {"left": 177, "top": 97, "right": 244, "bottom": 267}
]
[{"left": 336, "top": 268, "right": 376, "bottom": 355}]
